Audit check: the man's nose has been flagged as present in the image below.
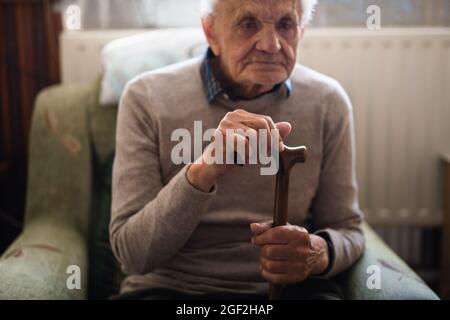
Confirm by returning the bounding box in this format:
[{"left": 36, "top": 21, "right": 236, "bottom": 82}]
[{"left": 255, "top": 27, "right": 282, "bottom": 54}]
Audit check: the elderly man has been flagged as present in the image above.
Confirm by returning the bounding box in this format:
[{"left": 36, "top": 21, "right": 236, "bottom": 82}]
[{"left": 110, "top": 0, "right": 365, "bottom": 300}]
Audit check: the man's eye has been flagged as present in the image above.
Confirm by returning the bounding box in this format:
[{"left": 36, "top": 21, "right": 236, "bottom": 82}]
[
  {"left": 278, "top": 19, "right": 295, "bottom": 31},
  {"left": 239, "top": 18, "right": 259, "bottom": 31}
]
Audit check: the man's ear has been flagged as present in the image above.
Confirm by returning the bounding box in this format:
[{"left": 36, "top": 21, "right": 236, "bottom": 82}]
[
  {"left": 299, "top": 27, "right": 305, "bottom": 40},
  {"left": 201, "top": 16, "right": 221, "bottom": 56}
]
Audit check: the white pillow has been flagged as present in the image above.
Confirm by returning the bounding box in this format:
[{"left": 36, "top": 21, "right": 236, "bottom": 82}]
[{"left": 100, "top": 27, "right": 207, "bottom": 106}]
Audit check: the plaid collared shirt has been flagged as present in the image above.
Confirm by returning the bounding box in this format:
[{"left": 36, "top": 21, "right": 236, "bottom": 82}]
[{"left": 200, "top": 48, "right": 292, "bottom": 104}]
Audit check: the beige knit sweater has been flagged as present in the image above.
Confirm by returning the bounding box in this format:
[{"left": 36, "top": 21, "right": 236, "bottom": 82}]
[{"left": 110, "top": 58, "right": 365, "bottom": 295}]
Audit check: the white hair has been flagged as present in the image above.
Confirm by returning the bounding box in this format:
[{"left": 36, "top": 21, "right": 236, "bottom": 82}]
[{"left": 200, "top": 0, "right": 318, "bottom": 26}]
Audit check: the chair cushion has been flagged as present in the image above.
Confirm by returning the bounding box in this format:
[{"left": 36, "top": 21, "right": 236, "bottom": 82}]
[{"left": 100, "top": 27, "right": 207, "bottom": 106}]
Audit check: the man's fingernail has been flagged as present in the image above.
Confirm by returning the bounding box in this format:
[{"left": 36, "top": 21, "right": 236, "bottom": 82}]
[{"left": 251, "top": 237, "right": 255, "bottom": 244}]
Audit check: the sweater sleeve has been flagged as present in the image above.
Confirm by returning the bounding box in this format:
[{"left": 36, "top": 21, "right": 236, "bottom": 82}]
[
  {"left": 110, "top": 78, "right": 217, "bottom": 275},
  {"left": 310, "top": 82, "right": 366, "bottom": 278}
]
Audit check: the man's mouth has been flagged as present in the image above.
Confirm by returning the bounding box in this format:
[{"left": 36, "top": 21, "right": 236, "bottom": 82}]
[
  {"left": 252, "top": 61, "right": 282, "bottom": 65},
  {"left": 249, "top": 61, "right": 284, "bottom": 68}
]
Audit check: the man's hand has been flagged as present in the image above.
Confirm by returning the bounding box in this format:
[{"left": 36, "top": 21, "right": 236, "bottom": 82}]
[
  {"left": 187, "top": 109, "right": 292, "bottom": 192},
  {"left": 250, "top": 221, "right": 329, "bottom": 284}
]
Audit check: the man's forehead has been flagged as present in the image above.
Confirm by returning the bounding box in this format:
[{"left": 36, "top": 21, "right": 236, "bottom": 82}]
[{"left": 223, "top": 0, "right": 300, "bottom": 20}]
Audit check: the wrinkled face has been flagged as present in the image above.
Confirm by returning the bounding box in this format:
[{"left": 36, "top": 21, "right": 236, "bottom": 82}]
[{"left": 203, "top": 0, "right": 303, "bottom": 91}]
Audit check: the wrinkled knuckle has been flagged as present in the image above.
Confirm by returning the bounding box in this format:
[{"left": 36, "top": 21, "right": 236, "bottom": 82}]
[
  {"left": 302, "top": 233, "right": 312, "bottom": 246},
  {"left": 295, "top": 227, "right": 310, "bottom": 240},
  {"left": 265, "top": 246, "right": 273, "bottom": 259},
  {"left": 261, "top": 270, "right": 271, "bottom": 281},
  {"left": 265, "top": 115, "right": 274, "bottom": 123},
  {"left": 266, "top": 261, "right": 276, "bottom": 273},
  {"left": 260, "top": 255, "right": 267, "bottom": 266},
  {"left": 215, "top": 128, "right": 225, "bottom": 140},
  {"left": 224, "top": 113, "right": 237, "bottom": 122},
  {"left": 297, "top": 233, "right": 309, "bottom": 244},
  {"left": 255, "top": 118, "right": 267, "bottom": 129},
  {"left": 262, "top": 246, "right": 270, "bottom": 258},
  {"left": 219, "top": 117, "right": 231, "bottom": 127},
  {"left": 295, "top": 246, "right": 307, "bottom": 260}
]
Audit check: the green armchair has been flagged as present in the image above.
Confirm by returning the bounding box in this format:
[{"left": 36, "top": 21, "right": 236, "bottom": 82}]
[{"left": 0, "top": 79, "right": 439, "bottom": 300}]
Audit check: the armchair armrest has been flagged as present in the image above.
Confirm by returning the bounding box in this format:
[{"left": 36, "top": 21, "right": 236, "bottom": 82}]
[
  {"left": 337, "top": 223, "right": 439, "bottom": 300},
  {"left": 0, "top": 221, "right": 87, "bottom": 300},
  {"left": 0, "top": 82, "right": 98, "bottom": 300}
]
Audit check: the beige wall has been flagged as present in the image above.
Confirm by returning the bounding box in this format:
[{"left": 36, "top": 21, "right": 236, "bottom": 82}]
[{"left": 313, "top": 0, "right": 450, "bottom": 27}]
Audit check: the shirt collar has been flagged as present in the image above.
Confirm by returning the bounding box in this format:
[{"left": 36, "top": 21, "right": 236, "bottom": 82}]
[{"left": 200, "top": 48, "right": 292, "bottom": 104}]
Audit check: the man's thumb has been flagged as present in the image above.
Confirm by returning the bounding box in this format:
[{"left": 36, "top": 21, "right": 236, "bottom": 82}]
[
  {"left": 275, "top": 122, "right": 292, "bottom": 141},
  {"left": 250, "top": 221, "right": 273, "bottom": 236}
]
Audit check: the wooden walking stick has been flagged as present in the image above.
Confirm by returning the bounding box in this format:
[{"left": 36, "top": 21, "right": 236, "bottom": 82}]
[{"left": 269, "top": 145, "right": 308, "bottom": 300}]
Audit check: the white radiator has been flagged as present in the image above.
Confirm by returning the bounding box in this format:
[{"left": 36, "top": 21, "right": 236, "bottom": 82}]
[
  {"left": 60, "top": 28, "right": 450, "bottom": 264},
  {"left": 298, "top": 28, "right": 450, "bottom": 228},
  {"left": 298, "top": 29, "right": 450, "bottom": 275}
]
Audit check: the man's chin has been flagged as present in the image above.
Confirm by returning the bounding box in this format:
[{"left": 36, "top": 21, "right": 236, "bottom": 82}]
[
  {"left": 247, "top": 75, "right": 288, "bottom": 87},
  {"left": 244, "top": 68, "right": 288, "bottom": 86},
  {"left": 249, "top": 63, "right": 286, "bottom": 74}
]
